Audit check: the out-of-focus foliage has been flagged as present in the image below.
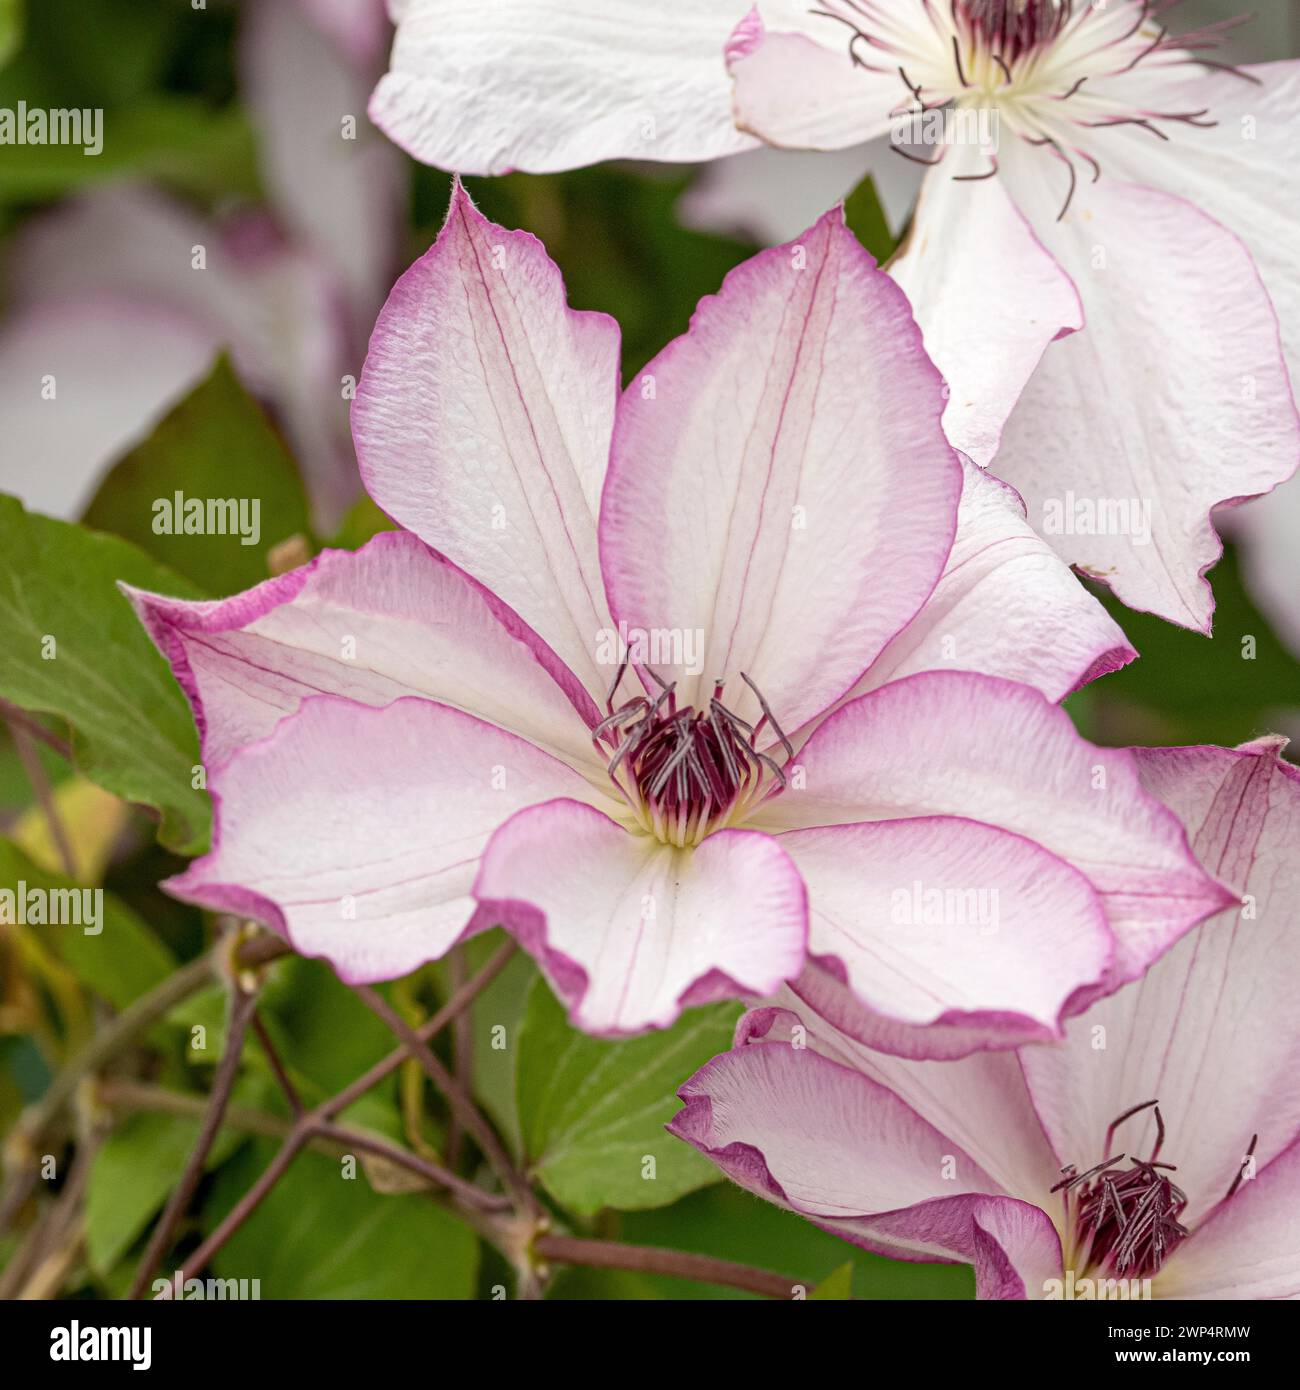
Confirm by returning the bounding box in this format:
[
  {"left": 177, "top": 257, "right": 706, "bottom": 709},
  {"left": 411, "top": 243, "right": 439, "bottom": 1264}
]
[
  {"left": 0, "top": 497, "right": 208, "bottom": 853},
  {"left": 516, "top": 979, "right": 737, "bottom": 1216},
  {"left": 83, "top": 356, "right": 310, "bottom": 595}
]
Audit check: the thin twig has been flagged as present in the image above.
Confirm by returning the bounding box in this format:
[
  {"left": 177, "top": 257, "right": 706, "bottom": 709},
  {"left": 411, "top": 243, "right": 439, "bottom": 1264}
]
[
  {"left": 6, "top": 716, "right": 77, "bottom": 878},
  {"left": 352, "top": 984, "right": 538, "bottom": 1217},
  {"left": 160, "top": 939, "right": 521, "bottom": 1287},
  {"left": 127, "top": 983, "right": 261, "bottom": 1298},
  {"left": 446, "top": 947, "right": 472, "bottom": 1170},
  {"left": 100, "top": 1079, "right": 510, "bottom": 1213},
  {"left": 311, "top": 1123, "right": 511, "bottom": 1211},
  {"left": 250, "top": 1012, "right": 303, "bottom": 1114},
  {"left": 0, "top": 699, "right": 73, "bottom": 763},
  {"left": 164, "top": 1131, "right": 308, "bottom": 1291},
  {"left": 534, "top": 1235, "right": 809, "bottom": 1299}
]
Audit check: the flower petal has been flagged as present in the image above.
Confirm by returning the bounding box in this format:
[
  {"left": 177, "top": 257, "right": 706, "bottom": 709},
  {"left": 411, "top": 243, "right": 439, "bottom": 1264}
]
[
  {"left": 241, "top": 0, "right": 403, "bottom": 336},
  {"left": 1158, "top": 1131, "right": 1300, "bottom": 1300},
  {"left": 797, "top": 456, "right": 1133, "bottom": 727},
  {"left": 1234, "top": 479, "right": 1300, "bottom": 659},
  {"left": 126, "top": 530, "right": 603, "bottom": 775},
  {"left": 369, "top": 0, "right": 756, "bottom": 174},
  {"left": 890, "top": 150, "right": 1084, "bottom": 466},
  {"left": 994, "top": 149, "right": 1300, "bottom": 630},
  {"left": 600, "top": 208, "right": 962, "bottom": 732},
  {"left": 168, "top": 695, "right": 603, "bottom": 982},
  {"left": 353, "top": 184, "right": 619, "bottom": 700},
  {"left": 8, "top": 185, "right": 361, "bottom": 523},
  {"left": 0, "top": 300, "right": 216, "bottom": 519},
  {"left": 669, "top": 1031, "right": 1063, "bottom": 1298},
  {"left": 473, "top": 801, "right": 808, "bottom": 1035},
  {"left": 1021, "top": 740, "right": 1300, "bottom": 1226},
  {"left": 727, "top": 12, "right": 902, "bottom": 151},
  {"left": 749, "top": 995, "right": 1061, "bottom": 1199},
  {"left": 755, "top": 670, "right": 1235, "bottom": 991},
  {"left": 778, "top": 815, "right": 1112, "bottom": 1039},
  {"left": 1097, "top": 61, "right": 1300, "bottom": 393},
  {"left": 678, "top": 135, "right": 921, "bottom": 246}
]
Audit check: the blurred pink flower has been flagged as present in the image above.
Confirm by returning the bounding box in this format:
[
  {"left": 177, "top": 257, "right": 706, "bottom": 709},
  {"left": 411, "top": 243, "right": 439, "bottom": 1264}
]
[
  {"left": 0, "top": 0, "right": 401, "bottom": 526},
  {"left": 127, "top": 185, "right": 1227, "bottom": 1039},
  {"left": 672, "top": 737, "right": 1300, "bottom": 1298},
  {"left": 371, "top": 1, "right": 1300, "bottom": 629}
]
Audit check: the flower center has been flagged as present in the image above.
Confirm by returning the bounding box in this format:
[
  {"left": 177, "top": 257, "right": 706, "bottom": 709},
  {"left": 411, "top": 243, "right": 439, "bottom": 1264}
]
[
  {"left": 958, "top": 0, "right": 1071, "bottom": 62},
  {"left": 813, "top": 0, "right": 1251, "bottom": 216},
  {"left": 593, "top": 666, "right": 792, "bottom": 848},
  {"left": 1052, "top": 1099, "right": 1258, "bottom": 1280}
]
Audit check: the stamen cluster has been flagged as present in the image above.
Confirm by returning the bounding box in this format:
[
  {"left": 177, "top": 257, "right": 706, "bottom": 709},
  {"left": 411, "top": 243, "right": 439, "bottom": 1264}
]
[{"left": 594, "top": 668, "right": 792, "bottom": 847}]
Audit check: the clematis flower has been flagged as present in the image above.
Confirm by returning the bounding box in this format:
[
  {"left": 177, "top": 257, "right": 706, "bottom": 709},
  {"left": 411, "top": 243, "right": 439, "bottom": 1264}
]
[
  {"left": 672, "top": 737, "right": 1300, "bottom": 1298},
  {"left": 0, "top": 0, "right": 401, "bottom": 526},
  {"left": 126, "top": 185, "right": 1226, "bottom": 1038},
  {"left": 371, "top": 1, "right": 1300, "bottom": 630}
]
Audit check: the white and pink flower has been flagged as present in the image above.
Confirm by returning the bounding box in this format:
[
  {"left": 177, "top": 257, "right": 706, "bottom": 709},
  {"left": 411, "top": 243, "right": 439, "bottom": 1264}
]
[
  {"left": 371, "top": 1, "right": 1300, "bottom": 630},
  {"left": 126, "top": 185, "right": 1228, "bottom": 1038},
  {"left": 672, "top": 737, "right": 1300, "bottom": 1298}
]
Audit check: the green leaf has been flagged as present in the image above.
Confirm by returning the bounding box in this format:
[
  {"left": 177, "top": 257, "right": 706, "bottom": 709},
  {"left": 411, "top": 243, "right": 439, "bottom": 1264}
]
[
  {"left": 516, "top": 978, "right": 737, "bottom": 1216},
  {"left": 0, "top": 97, "right": 258, "bottom": 204},
  {"left": 809, "top": 1261, "right": 855, "bottom": 1300},
  {"left": 0, "top": 495, "right": 209, "bottom": 854},
  {"left": 85, "top": 1109, "right": 241, "bottom": 1276},
  {"left": 206, "top": 1143, "right": 479, "bottom": 1299},
  {"left": 843, "top": 174, "right": 897, "bottom": 265},
  {"left": 82, "top": 357, "right": 311, "bottom": 595},
  {"left": 0, "top": 837, "right": 175, "bottom": 1007},
  {"left": 0, "top": 0, "right": 23, "bottom": 71},
  {"left": 449, "top": 929, "right": 538, "bottom": 1157}
]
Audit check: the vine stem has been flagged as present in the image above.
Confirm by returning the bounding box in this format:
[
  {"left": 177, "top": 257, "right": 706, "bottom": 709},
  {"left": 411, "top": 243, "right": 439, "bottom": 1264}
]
[
  {"left": 352, "top": 983, "right": 540, "bottom": 1218},
  {"left": 533, "top": 1235, "right": 806, "bottom": 1300},
  {"left": 161, "top": 939, "right": 521, "bottom": 1291},
  {"left": 101, "top": 1080, "right": 506, "bottom": 1211},
  {"left": 0, "top": 699, "right": 73, "bottom": 762},
  {"left": 6, "top": 716, "right": 77, "bottom": 877},
  {"left": 127, "top": 983, "right": 261, "bottom": 1299}
]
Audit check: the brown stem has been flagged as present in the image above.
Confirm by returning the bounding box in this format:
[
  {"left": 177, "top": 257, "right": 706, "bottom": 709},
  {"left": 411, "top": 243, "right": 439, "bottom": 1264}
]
[
  {"left": 352, "top": 983, "right": 538, "bottom": 1217},
  {"left": 250, "top": 1012, "right": 303, "bottom": 1114},
  {"left": 310, "top": 1123, "right": 511, "bottom": 1211},
  {"left": 165, "top": 1130, "right": 308, "bottom": 1292},
  {"left": 127, "top": 983, "right": 261, "bottom": 1299},
  {"left": 100, "top": 1080, "right": 504, "bottom": 1215},
  {"left": 0, "top": 699, "right": 73, "bottom": 763},
  {"left": 315, "top": 938, "right": 517, "bottom": 1125},
  {"left": 446, "top": 947, "right": 472, "bottom": 1170},
  {"left": 6, "top": 716, "right": 77, "bottom": 878},
  {"left": 533, "top": 1235, "right": 805, "bottom": 1300},
  {"left": 161, "top": 939, "right": 521, "bottom": 1286}
]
